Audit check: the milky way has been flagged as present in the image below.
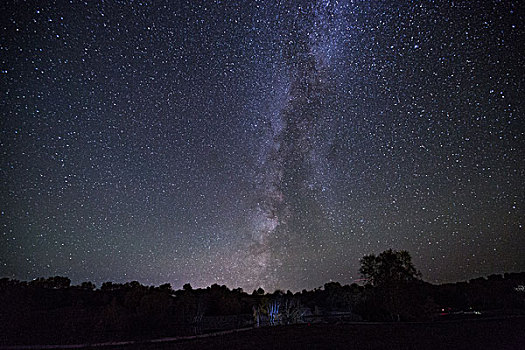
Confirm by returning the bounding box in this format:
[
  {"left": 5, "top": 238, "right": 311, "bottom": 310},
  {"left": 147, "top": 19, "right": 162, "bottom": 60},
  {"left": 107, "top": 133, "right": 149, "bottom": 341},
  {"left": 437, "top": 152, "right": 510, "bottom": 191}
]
[
  {"left": 232, "top": 2, "right": 346, "bottom": 289},
  {"left": 1, "top": 0, "right": 524, "bottom": 292}
]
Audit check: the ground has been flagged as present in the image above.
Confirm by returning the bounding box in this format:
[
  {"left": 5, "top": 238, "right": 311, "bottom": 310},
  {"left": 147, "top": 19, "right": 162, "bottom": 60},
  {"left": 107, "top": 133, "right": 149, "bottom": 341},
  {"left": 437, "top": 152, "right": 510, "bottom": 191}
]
[{"left": 96, "top": 316, "right": 525, "bottom": 350}]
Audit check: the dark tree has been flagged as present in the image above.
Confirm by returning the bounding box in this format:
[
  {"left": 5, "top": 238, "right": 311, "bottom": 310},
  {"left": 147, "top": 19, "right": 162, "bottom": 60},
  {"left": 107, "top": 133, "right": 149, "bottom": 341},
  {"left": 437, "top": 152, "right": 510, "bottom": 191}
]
[
  {"left": 158, "top": 283, "right": 173, "bottom": 293},
  {"left": 359, "top": 249, "right": 421, "bottom": 287},
  {"left": 359, "top": 249, "right": 422, "bottom": 321},
  {"left": 79, "top": 281, "right": 96, "bottom": 290},
  {"left": 30, "top": 276, "right": 71, "bottom": 289},
  {"left": 101, "top": 281, "right": 123, "bottom": 291}
]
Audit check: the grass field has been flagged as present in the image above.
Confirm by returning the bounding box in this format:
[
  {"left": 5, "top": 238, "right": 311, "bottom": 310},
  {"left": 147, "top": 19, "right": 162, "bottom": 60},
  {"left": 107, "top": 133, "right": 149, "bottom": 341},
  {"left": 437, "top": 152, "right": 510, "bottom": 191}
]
[{"left": 98, "top": 316, "right": 525, "bottom": 350}]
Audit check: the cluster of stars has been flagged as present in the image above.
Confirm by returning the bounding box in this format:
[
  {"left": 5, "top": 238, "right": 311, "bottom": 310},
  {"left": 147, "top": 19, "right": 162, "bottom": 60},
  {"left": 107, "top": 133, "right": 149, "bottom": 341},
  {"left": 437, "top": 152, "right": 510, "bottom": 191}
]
[{"left": 1, "top": 0, "right": 523, "bottom": 292}]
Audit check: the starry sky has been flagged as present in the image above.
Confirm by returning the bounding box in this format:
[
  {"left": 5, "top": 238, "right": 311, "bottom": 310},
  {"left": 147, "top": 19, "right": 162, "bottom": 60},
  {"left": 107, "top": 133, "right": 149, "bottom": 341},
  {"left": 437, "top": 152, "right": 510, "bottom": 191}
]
[{"left": 1, "top": 0, "right": 524, "bottom": 292}]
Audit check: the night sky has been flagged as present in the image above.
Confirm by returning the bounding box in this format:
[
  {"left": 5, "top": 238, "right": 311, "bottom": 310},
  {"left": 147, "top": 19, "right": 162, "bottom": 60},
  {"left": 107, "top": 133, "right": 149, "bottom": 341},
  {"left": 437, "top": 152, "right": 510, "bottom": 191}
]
[{"left": 1, "top": 0, "right": 524, "bottom": 292}]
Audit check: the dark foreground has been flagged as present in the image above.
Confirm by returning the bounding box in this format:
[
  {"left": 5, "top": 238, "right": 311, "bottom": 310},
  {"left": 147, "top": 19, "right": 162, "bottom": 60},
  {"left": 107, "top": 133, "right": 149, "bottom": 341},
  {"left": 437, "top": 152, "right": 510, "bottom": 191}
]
[{"left": 96, "top": 317, "right": 525, "bottom": 350}]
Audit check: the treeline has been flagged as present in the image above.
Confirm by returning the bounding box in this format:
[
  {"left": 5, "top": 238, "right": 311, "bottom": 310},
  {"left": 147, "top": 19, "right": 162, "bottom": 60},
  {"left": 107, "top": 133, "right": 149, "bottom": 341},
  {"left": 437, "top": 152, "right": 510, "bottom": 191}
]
[{"left": 1, "top": 265, "right": 524, "bottom": 345}]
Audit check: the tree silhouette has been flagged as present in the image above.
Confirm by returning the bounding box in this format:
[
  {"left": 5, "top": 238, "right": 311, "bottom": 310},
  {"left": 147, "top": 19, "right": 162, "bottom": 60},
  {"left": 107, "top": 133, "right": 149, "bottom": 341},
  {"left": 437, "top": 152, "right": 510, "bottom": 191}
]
[
  {"left": 78, "top": 281, "right": 96, "bottom": 290},
  {"left": 29, "top": 276, "right": 71, "bottom": 289},
  {"left": 359, "top": 249, "right": 422, "bottom": 321},
  {"left": 359, "top": 249, "right": 421, "bottom": 287}
]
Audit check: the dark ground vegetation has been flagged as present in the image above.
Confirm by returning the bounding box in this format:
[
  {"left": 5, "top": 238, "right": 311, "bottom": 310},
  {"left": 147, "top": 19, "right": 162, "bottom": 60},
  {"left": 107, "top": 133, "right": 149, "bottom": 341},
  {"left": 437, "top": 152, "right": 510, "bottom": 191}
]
[
  {"left": 1, "top": 272, "right": 524, "bottom": 347},
  {"left": 1, "top": 251, "right": 524, "bottom": 347}
]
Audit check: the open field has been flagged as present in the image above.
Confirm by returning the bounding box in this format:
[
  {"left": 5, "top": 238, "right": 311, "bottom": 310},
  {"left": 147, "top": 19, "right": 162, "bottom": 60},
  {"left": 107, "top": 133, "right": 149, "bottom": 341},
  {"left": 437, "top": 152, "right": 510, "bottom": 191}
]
[{"left": 97, "top": 316, "right": 525, "bottom": 350}]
